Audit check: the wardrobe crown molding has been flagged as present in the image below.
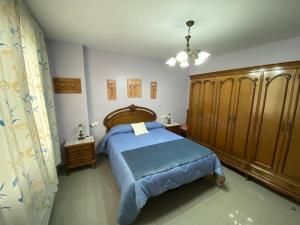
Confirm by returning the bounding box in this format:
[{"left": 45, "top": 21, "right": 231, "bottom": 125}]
[{"left": 190, "top": 60, "right": 300, "bottom": 79}]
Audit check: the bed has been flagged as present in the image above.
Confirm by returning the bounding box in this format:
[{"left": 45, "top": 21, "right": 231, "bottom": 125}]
[{"left": 99, "top": 105, "right": 224, "bottom": 225}]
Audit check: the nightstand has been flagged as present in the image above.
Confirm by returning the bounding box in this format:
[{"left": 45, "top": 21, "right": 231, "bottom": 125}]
[
  {"left": 162, "top": 122, "right": 181, "bottom": 135},
  {"left": 64, "top": 136, "right": 96, "bottom": 175}
]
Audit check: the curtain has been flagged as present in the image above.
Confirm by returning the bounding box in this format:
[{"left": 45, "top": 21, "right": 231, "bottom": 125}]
[{"left": 0, "top": 0, "right": 61, "bottom": 224}]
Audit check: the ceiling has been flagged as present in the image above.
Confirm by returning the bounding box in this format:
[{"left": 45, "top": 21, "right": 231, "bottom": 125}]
[{"left": 24, "top": 0, "right": 300, "bottom": 60}]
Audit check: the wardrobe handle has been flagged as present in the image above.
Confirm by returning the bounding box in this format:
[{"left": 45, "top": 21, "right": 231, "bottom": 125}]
[
  {"left": 286, "top": 120, "right": 293, "bottom": 135},
  {"left": 232, "top": 115, "right": 236, "bottom": 123},
  {"left": 228, "top": 115, "right": 236, "bottom": 124},
  {"left": 281, "top": 120, "right": 286, "bottom": 133},
  {"left": 229, "top": 115, "right": 232, "bottom": 123}
]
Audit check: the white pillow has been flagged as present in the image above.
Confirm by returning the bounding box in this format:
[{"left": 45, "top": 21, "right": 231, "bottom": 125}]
[{"left": 131, "top": 122, "right": 149, "bottom": 136}]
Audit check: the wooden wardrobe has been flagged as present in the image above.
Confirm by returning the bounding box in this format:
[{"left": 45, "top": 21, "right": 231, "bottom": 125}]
[{"left": 188, "top": 61, "right": 300, "bottom": 201}]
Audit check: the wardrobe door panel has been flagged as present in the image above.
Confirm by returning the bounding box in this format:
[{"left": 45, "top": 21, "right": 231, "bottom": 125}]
[
  {"left": 230, "top": 73, "right": 260, "bottom": 159},
  {"left": 280, "top": 72, "right": 300, "bottom": 183},
  {"left": 188, "top": 81, "right": 202, "bottom": 140},
  {"left": 214, "top": 76, "right": 235, "bottom": 152},
  {"left": 254, "top": 70, "right": 294, "bottom": 171},
  {"left": 198, "top": 78, "right": 217, "bottom": 145}
]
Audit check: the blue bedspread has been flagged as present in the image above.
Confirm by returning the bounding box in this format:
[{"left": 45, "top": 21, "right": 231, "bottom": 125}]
[
  {"left": 99, "top": 122, "right": 224, "bottom": 225},
  {"left": 122, "top": 138, "right": 215, "bottom": 180}
]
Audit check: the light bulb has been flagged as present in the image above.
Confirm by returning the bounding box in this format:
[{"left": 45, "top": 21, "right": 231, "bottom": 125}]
[
  {"left": 180, "top": 61, "right": 189, "bottom": 68},
  {"left": 195, "top": 57, "right": 206, "bottom": 65},
  {"left": 195, "top": 51, "right": 210, "bottom": 65},
  {"left": 176, "top": 51, "right": 188, "bottom": 62},
  {"left": 198, "top": 51, "right": 210, "bottom": 59},
  {"left": 165, "top": 57, "right": 176, "bottom": 66}
]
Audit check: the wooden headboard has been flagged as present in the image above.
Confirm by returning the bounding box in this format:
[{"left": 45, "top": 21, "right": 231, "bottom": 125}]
[{"left": 103, "top": 104, "right": 157, "bottom": 131}]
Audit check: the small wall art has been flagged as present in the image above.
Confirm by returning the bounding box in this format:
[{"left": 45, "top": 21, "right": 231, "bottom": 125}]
[
  {"left": 127, "top": 79, "right": 142, "bottom": 98},
  {"left": 53, "top": 77, "right": 81, "bottom": 93},
  {"left": 107, "top": 79, "right": 116, "bottom": 100},
  {"left": 150, "top": 81, "right": 157, "bottom": 99}
]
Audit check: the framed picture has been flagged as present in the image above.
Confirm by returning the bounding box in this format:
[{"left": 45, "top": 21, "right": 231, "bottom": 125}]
[
  {"left": 150, "top": 81, "right": 157, "bottom": 99},
  {"left": 107, "top": 79, "right": 116, "bottom": 100},
  {"left": 127, "top": 79, "right": 142, "bottom": 98}
]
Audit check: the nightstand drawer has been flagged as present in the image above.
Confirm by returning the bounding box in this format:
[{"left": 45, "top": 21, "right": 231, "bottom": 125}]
[
  {"left": 166, "top": 125, "right": 180, "bottom": 134},
  {"left": 67, "top": 150, "right": 94, "bottom": 161},
  {"left": 66, "top": 158, "right": 96, "bottom": 169},
  {"left": 67, "top": 155, "right": 95, "bottom": 165},
  {"left": 66, "top": 143, "right": 93, "bottom": 152}
]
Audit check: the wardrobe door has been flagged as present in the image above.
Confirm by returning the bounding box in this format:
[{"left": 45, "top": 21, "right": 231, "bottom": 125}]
[
  {"left": 188, "top": 80, "right": 202, "bottom": 140},
  {"left": 197, "top": 77, "right": 217, "bottom": 146},
  {"left": 229, "top": 73, "right": 261, "bottom": 161},
  {"left": 213, "top": 75, "right": 236, "bottom": 152},
  {"left": 278, "top": 71, "right": 300, "bottom": 189},
  {"left": 251, "top": 69, "right": 295, "bottom": 173}
]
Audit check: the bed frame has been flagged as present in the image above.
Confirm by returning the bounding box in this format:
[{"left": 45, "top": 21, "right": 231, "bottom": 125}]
[{"left": 103, "top": 104, "right": 157, "bottom": 131}]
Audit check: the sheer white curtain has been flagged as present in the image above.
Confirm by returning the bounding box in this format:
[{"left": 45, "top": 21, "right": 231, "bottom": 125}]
[{"left": 0, "top": 0, "right": 61, "bottom": 224}]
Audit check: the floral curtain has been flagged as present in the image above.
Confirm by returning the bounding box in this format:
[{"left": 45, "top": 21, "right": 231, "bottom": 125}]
[{"left": 0, "top": 0, "right": 61, "bottom": 224}]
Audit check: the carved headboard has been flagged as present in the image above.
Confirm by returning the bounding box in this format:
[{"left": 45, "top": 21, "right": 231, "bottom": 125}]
[{"left": 103, "top": 104, "right": 157, "bottom": 131}]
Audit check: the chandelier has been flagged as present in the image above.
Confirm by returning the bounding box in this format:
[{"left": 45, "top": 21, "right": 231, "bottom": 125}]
[{"left": 165, "top": 20, "right": 210, "bottom": 68}]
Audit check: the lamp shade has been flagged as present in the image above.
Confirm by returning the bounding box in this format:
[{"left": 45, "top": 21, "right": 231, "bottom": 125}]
[
  {"left": 180, "top": 60, "right": 189, "bottom": 68},
  {"left": 176, "top": 51, "right": 188, "bottom": 62},
  {"left": 165, "top": 57, "right": 176, "bottom": 66},
  {"left": 195, "top": 51, "right": 210, "bottom": 65}
]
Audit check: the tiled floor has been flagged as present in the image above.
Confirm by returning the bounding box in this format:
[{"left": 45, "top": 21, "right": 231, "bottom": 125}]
[{"left": 49, "top": 155, "right": 300, "bottom": 225}]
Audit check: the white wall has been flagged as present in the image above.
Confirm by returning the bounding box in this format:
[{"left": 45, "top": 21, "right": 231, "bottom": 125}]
[
  {"left": 46, "top": 40, "right": 90, "bottom": 155},
  {"left": 189, "top": 36, "right": 300, "bottom": 75},
  {"left": 46, "top": 40, "right": 189, "bottom": 150},
  {"left": 84, "top": 48, "right": 189, "bottom": 145}
]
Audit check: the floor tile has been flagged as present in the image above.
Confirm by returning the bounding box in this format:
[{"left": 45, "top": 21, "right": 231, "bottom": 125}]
[
  {"left": 222, "top": 166, "right": 247, "bottom": 191},
  {"left": 207, "top": 186, "right": 261, "bottom": 225},
  {"left": 163, "top": 216, "right": 192, "bottom": 225},
  {"left": 85, "top": 193, "right": 118, "bottom": 224},
  {"left": 185, "top": 204, "right": 225, "bottom": 225},
  {"left": 49, "top": 156, "right": 300, "bottom": 225},
  {"left": 252, "top": 193, "right": 300, "bottom": 225},
  {"left": 49, "top": 197, "right": 86, "bottom": 225}
]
